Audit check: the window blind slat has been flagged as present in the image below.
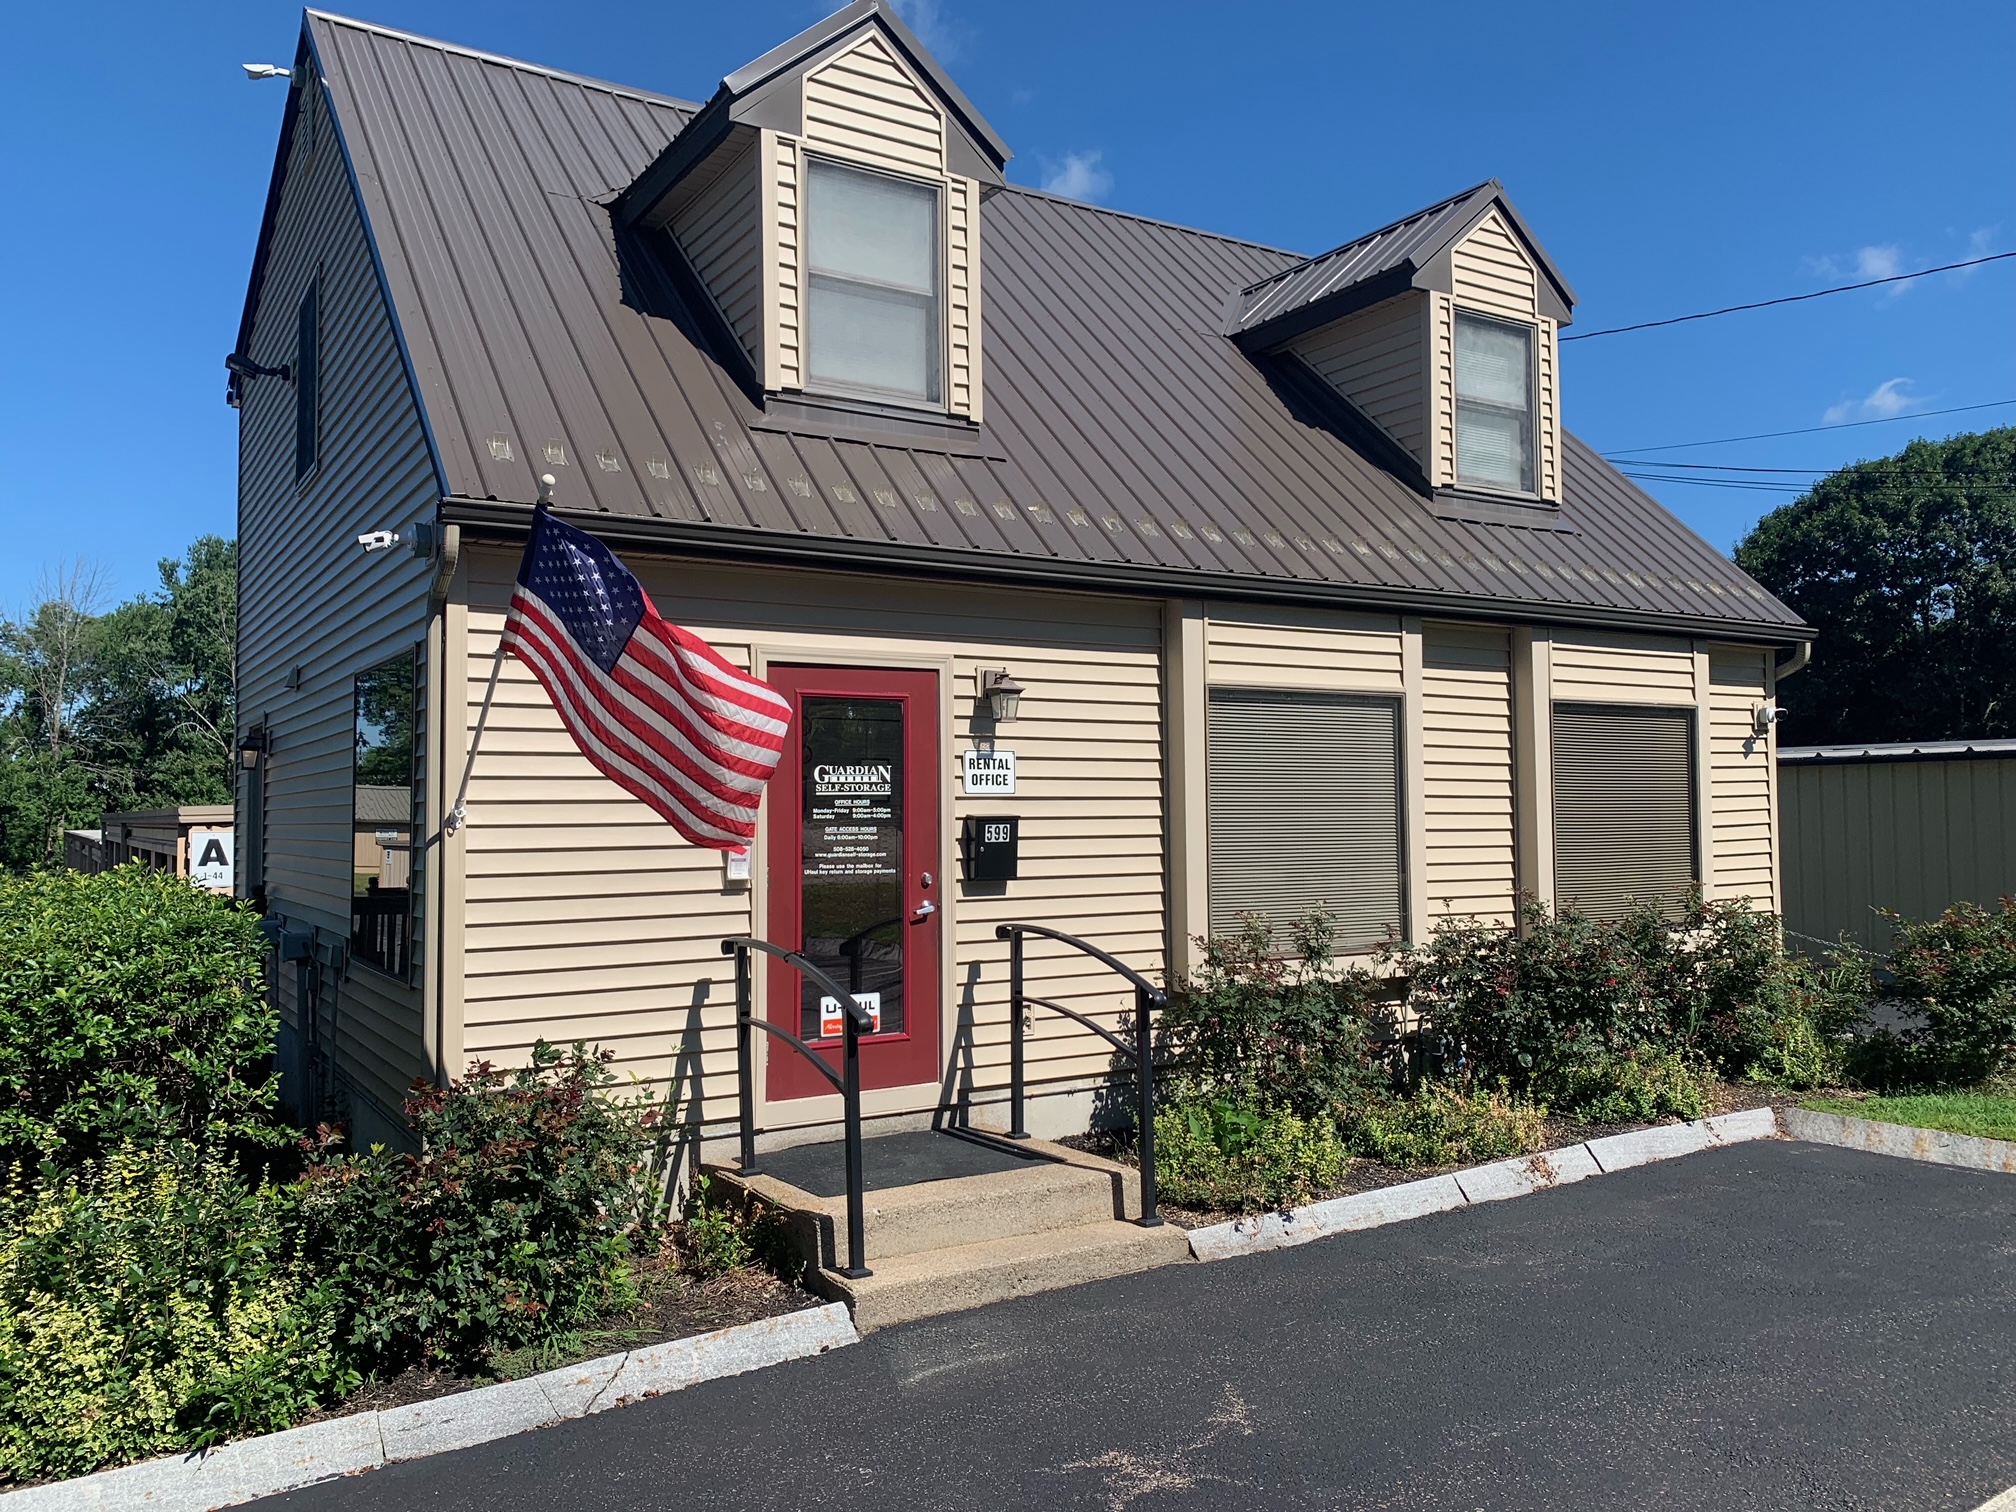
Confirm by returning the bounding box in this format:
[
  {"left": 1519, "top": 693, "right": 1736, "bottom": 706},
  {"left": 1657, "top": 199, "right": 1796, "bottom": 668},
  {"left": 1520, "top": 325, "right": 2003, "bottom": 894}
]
[
  {"left": 1551, "top": 703, "right": 1696, "bottom": 920},
  {"left": 1206, "top": 689, "right": 1403, "bottom": 946}
]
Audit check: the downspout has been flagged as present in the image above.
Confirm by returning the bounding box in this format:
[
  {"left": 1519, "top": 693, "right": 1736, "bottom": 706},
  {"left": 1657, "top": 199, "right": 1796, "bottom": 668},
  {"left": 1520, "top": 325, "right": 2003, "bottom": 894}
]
[
  {"left": 427, "top": 522, "right": 461, "bottom": 612},
  {"left": 426, "top": 521, "right": 461, "bottom": 1087},
  {"left": 1775, "top": 640, "right": 1812, "bottom": 680}
]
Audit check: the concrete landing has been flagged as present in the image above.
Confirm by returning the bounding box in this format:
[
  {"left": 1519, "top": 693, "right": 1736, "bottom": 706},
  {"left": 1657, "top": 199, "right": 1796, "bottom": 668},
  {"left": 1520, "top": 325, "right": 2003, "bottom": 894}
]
[{"left": 709, "top": 1131, "right": 1189, "bottom": 1330}]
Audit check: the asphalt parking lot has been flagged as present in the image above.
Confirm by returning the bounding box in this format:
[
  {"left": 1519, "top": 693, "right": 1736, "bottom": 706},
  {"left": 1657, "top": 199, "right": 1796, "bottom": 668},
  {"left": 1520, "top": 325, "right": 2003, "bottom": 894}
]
[{"left": 266, "top": 1139, "right": 2016, "bottom": 1511}]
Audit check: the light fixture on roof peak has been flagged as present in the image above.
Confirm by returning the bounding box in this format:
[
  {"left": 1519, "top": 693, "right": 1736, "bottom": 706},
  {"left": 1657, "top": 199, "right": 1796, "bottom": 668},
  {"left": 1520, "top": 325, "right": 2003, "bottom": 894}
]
[{"left": 243, "top": 63, "right": 291, "bottom": 80}]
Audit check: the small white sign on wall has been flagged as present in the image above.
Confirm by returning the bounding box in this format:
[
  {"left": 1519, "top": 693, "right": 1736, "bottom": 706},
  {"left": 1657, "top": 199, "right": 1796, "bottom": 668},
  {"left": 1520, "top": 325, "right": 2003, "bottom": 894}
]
[
  {"left": 188, "top": 829, "right": 235, "bottom": 893},
  {"left": 961, "top": 749, "right": 1017, "bottom": 795}
]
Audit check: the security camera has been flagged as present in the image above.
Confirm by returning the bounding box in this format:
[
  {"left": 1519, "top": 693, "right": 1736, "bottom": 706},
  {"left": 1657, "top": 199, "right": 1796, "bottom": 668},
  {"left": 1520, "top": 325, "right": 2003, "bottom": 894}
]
[
  {"left": 1750, "top": 704, "right": 1787, "bottom": 737},
  {"left": 243, "top": 63, "right": 292, "bottom": 79},
  {"left": 357, "top": 530, "right": 399, "bottom": 553}
]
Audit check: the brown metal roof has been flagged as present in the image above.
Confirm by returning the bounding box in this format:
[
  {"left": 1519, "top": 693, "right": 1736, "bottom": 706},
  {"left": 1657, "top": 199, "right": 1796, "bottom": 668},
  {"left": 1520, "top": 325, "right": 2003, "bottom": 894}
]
[
  {"left": 293, "top": 12, "right": 1807, "bottom": 642},
  {"left": 1231, "top": 180, "right": 1577, "bottom": 348}
]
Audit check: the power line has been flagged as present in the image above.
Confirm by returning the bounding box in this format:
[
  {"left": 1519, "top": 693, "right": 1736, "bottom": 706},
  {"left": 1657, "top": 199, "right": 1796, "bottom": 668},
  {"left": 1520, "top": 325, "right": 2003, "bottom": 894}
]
[
  {"left": 1623, "top": 459, "right": 2016, "bottom": 476},
  {"left": 1562, "top": 251, "right": 2016, "bottom": 342},
  {"left": 1603, "top": 399, "right": 2016, "bottom": 457}
]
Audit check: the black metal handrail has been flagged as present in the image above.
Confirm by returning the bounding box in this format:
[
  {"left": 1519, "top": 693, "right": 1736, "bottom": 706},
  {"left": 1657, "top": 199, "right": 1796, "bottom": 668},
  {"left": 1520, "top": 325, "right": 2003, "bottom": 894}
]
[
  {"left": 721, "top": 936, "right": 874, "bottom": 1279},
  {"left": 994, "top": 923, "right": 1166, "bottom": 1227},
  {"left": 837, "top": 916, "right": 903, "bottom": 996}
]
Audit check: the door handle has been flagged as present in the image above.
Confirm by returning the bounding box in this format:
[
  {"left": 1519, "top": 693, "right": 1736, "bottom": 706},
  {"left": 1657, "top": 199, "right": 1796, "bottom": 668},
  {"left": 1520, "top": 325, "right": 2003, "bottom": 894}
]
[{"left": 910, "top": 901, "right": 937, "bottom": 921}]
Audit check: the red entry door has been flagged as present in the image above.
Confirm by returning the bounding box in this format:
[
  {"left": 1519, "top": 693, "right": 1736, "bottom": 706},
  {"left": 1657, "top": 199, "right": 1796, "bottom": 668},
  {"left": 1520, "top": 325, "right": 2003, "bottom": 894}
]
[{"left": 765, "top": 666, "right": 941, "bottom": 1101}]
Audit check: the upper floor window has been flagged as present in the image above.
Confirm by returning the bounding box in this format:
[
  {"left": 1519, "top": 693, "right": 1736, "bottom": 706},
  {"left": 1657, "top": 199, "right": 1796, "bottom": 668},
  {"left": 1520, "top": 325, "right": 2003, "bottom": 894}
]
[
  {"left": 295, "top": 280, "right": 320, "bottom": 482},
  {"left": 806, "top": 158, "right": 940, "bottom": 405},
  {"left": 1454, "top": 311, "right": 1533, "bottom": 494}
]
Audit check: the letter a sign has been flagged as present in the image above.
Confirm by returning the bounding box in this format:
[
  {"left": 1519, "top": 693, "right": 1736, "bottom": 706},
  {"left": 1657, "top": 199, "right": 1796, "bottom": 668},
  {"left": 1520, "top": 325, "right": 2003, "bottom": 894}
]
[{"left": 188, "top": 828, "right": 235, "bottom": 893}]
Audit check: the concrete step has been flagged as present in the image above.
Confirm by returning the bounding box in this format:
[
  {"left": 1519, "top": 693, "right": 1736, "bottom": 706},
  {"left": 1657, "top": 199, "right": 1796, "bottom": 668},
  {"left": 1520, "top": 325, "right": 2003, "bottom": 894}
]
[
  {"left": 812, "top": 1216, "right": 1193, "bottom": 1330},
  {"left": 710, "top": 1136, "right": 1148, "bottom": 1266}
]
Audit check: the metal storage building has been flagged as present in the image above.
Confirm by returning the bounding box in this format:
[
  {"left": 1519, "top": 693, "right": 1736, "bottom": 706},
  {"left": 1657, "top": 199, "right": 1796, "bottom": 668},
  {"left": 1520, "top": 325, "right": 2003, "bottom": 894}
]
[{"left": 1779, "top": 739, "right": 2016, "bottom": 952}]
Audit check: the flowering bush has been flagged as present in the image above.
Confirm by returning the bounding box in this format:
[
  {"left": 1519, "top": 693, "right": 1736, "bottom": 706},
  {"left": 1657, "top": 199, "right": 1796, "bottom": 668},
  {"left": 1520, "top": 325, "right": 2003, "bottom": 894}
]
[
  {"left": 296, "top": 1042, "right": 659, "bottom": 1374},
  {"left": 1884, "top": 897, "right": 2016, "bottom": 1085},
  {"left": 1161, "top": 909, "right": 1394, "bottom": 1117}
]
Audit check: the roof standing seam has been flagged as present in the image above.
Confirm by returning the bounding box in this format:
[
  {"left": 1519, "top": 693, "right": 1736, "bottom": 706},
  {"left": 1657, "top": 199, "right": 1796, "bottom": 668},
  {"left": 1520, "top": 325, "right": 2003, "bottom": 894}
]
[{"left": 295, "top": 13, "right": 1805, "bottom": 637}]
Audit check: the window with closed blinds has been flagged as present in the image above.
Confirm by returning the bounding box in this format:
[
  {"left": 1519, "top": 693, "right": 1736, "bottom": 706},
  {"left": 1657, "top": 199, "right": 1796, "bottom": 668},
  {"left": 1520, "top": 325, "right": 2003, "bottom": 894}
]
[
  {"left": 1552, "top": 703, "right": 1698, "bottom": 920},
  {"left": 1206, "top": 688, "right": 1404, "bottom": 947}
]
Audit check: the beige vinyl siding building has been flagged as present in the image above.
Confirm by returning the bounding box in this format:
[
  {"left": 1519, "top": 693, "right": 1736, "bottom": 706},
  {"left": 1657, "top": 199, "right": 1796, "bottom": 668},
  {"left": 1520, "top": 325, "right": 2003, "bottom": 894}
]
[{"left": 233, "top": 3, "right": 1812, "bottom": 1151}]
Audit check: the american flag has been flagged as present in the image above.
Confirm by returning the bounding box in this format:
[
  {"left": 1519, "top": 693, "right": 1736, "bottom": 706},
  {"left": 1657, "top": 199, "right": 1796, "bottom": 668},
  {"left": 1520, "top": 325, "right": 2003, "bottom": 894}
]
[{"left": 501, "top": 505, "right": 790, "bottom": 849}]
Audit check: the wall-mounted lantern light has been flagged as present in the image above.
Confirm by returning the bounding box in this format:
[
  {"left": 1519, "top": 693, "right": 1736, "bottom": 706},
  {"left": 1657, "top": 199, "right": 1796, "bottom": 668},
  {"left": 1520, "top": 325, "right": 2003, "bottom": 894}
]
[
  {"left": 238, "top": 728, "right": 268, "bottom": 770},
  {"left": 978, "top": 669, "right": 1025, "bottom": 724}
]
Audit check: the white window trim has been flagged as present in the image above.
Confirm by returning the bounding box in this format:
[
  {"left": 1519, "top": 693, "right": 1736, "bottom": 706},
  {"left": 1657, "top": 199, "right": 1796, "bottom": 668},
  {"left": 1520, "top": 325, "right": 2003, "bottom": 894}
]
[
  {"left": 1452, "top": 307, "right": 1539, "bottom": 499},
  {"left": 800, "top": 152, "right": 949, "bottom": 413}
]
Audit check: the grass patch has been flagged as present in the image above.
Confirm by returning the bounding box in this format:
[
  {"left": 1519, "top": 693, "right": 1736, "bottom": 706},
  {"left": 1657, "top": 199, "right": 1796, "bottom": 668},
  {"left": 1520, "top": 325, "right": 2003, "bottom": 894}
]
[{"left": 1802, "top": 1092, "right": 2016, "bottom": 1142}]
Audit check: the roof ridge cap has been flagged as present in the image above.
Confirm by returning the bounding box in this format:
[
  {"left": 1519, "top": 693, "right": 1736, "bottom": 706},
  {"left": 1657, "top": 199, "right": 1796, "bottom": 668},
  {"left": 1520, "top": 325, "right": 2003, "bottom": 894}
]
[
  {"left": 1238, "top": 179, "right": 1501, "bottom": 298},
  {"left": 305, "top": 11, "right": 702, "bottom": 111},
  {"left": 997, "top": 183, "right": 1301, "bottom": 258}
]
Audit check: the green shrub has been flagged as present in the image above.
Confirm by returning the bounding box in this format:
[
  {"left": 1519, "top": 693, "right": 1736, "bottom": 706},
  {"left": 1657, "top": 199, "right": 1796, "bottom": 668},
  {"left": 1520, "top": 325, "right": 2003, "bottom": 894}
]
[
  {"left": 1396, "top": 901, "right": 1657, "bottom": 1087},
  {"left": 0, "top": 1142, "right": 351, "bottom": 1483},
  {"left": 1154, "top": 1095, "right": 1346, "bottom": 1212},
  {"left": 1163, "top": 910, "right": 1394, "bottom": 1117},
  {"left": 0, "top": 867, "right": 281, "bottom": 1170},
  {"left": 676, "top": 1173, "right": 806, "bottom": 1284},
  {"left": 679, "top": 1175, "right": 753, "bottom": 1278},
  {"left": 297, "top": 1042, "right": 658, "bottom": 1374},
  {"left": 1885, "top": 898, "right": 2016, "bottom": 1085},
  {"left": 1342, "top": 1080, "right": 1548, "bottom": 1167},
  {"left": 1397, "top": 895, "right": 1869, "bottom": 1094},
  {"left": 1540, "top": 1046, "right": 1714, "bottom": 1124},
  {"left": 1733, "top": 949, "right": 1870, "bottom": 1089}
]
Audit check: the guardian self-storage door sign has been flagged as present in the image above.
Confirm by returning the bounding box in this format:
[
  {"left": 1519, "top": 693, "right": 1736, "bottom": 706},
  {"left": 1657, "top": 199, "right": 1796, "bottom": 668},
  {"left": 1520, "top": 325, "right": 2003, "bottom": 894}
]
[
  {"left": 799, "top": 697, "right": 908, "bottom": 1039},
  {"left": 961, "top": 748, "right": 1016, "bottom": 794}
]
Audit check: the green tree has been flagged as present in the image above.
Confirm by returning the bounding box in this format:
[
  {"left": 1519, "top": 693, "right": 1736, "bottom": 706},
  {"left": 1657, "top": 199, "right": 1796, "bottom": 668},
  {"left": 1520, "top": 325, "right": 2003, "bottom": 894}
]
[
  {"left": 1734, "top": 428, "right": 2016, "bottom": 744},
  {"left": 0, "top": 538, "right": 237, "bottom": 870}
]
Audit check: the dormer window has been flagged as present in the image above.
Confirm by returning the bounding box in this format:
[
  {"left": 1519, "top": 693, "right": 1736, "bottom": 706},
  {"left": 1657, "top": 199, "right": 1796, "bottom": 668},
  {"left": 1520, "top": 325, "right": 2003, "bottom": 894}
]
[
  {"left": 807, "top": 158, "right": 941, "bottom": 405},
  {"left": 1454, "top": 311, "right": 1535, "bottom": 495}
]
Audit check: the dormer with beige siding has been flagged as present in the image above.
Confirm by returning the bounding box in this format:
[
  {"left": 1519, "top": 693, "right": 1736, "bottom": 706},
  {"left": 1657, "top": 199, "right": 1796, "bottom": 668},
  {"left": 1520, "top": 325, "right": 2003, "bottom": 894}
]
[
  {"left": 1235, "top": 181, "right": 1574, "bottom": 512},
  {"left": 616, "top": 1, "right": 1007, "bottom": 423}
]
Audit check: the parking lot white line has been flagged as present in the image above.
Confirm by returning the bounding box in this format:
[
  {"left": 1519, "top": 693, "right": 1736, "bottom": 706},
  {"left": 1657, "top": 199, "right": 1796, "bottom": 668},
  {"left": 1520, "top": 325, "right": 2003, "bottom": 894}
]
[{"left": 1971, "top": 1484, "right": 2016, "bottom": 1511}]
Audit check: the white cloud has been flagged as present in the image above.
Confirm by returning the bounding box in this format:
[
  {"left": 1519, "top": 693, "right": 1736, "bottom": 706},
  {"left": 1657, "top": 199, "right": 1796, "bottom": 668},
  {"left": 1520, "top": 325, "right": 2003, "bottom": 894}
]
[
  {"left": 887, "top": 0, "right": 958, "bottom": 59},
  {"left": 1823, "top": 378, "right": 1921, "bottom": 426},
  {"left": 1950, "top": 226, "right": 2002, "bottom": 284},
  {"left": 1852, "top": 244, "right": 1904, "bottom": 280},
  {"left": 1040, "top": 150, "right": 1113, "bottom": 203}
]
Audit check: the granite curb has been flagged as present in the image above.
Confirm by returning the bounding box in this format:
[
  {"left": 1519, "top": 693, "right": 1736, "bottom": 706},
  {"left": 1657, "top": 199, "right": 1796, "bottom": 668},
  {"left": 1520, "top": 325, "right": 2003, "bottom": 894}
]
[
  {"left": 0, "top": 1302, "right": 859, "bottom": 1511},
  {"left": 1783, "top": 1107, "right": 2016, "bottom": 1174},
  {"left": 1186, "top": 1106, "right": 1781, "bottom": 1262}
]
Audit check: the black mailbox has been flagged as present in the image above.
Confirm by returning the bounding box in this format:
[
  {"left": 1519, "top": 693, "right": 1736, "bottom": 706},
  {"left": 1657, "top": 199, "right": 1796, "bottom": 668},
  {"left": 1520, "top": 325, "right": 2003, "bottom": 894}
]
[{"left": 960, "top": 815, "right": 1020, "bottom": 882}]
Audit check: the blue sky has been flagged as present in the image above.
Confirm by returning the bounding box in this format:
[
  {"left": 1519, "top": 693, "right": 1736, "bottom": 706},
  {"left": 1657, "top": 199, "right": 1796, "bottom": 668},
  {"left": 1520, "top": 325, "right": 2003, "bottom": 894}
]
[{"left": 1, "top": 0, "right": 2010, "bottom": 611}]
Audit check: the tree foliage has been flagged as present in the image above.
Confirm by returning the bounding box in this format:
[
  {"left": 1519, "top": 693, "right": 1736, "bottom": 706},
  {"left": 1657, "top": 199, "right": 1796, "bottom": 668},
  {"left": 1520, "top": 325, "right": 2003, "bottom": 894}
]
[
  {"left": 1734, "top": 428, "right": 2016, "bottom": 744},
  {"left": 0, "top": 537, "right": 235, "bottom": 869}
]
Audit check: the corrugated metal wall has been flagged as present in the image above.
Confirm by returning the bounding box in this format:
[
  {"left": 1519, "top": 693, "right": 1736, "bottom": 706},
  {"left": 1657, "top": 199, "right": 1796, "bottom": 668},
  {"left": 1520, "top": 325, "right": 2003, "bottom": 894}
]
[{"left": 1782, "top": 756, "right": 2016, "bottom": 952}]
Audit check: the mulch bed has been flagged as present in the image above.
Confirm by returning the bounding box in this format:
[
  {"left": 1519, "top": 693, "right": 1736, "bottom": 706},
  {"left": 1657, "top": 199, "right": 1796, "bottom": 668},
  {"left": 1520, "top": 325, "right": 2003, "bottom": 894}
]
[
  {"left": 300, "top": 1246, "right": 822, "bottom": 1423},
  {"left": 1066, "top": 1080, "right": 1840, "bottom": 1231}
]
